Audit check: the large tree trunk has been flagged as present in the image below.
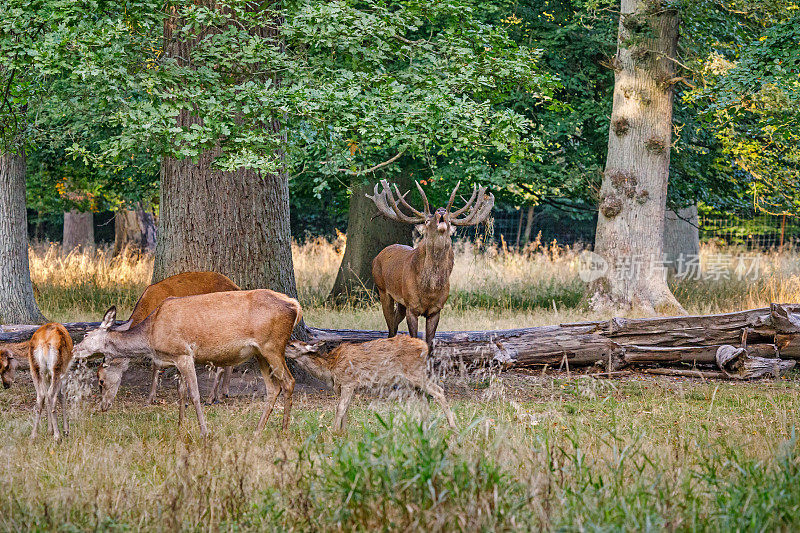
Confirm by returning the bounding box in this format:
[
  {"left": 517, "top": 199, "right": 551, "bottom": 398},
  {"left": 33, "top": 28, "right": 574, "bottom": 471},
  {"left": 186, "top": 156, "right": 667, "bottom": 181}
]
[
  {"left": 62, "top": 209, "right": 94, "bottom": 253},
  {"left": 6, "top": 304, "right": 798, "bottom": 381},
  {"left": 0, "top": 152, "right": 46, "bottom": 324},
  {"left": 114, "top": 205, "right": 156, "bottom": 256},
  {"left": 152, "top": 5, "right": 298, "bottom": 300},
  {"left": 153, "top": 149, "right": 297, "bottom": 296},
  {"left": 328, "top": 176, "right": 413, "bottom": 303},
  {"left": 663, "top": 205, "right": 699, "bottom": 273},
  {"left": 590, "top": 1, "right": 684, "bottom": 315}
]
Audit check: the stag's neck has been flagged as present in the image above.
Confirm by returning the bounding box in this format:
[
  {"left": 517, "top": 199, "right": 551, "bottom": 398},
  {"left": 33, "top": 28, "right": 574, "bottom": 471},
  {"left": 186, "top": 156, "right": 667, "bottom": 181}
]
[{"left": 414, "top": 238, "right": 454, "bottom": 291}]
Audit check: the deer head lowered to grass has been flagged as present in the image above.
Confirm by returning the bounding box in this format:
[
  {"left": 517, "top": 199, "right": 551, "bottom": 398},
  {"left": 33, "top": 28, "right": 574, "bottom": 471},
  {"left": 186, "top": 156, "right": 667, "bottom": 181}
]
[{"left": 367, "top": 179, "right": 494, "bottom": 350}]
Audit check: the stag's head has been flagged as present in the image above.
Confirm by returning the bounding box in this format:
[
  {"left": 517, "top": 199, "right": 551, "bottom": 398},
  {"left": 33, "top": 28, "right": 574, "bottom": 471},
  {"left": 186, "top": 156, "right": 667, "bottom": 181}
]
[
  {"left": 366, "top": 179, "right": 494, "bottom": 248},
  {"left": 0, "top": 349, "right": 19, "bottom": 389}
]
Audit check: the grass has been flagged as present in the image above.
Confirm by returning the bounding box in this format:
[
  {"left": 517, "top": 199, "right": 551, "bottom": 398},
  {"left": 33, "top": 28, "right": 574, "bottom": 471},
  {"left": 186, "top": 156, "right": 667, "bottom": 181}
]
[
  {"left": 3, "top": 239, "right": 799, "bottom": 530},
  {"left": 2, "top": 375, "right": 800, "bottom": 531},
  {"left": 29, "top": 238, "right": 800, "bottom": 326}
]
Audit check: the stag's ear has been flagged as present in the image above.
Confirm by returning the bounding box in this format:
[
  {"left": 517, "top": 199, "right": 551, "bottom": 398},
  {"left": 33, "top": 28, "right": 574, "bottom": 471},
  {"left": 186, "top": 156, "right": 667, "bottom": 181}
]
[
  {"left": 8, "top": 354, "right": 18, "bottom": 371},
  {"left": 415, "top": 224, "right": 426, "bottom": 235},
  {"left": 100, "top": 306, "right": 117, "bottom": 330}
]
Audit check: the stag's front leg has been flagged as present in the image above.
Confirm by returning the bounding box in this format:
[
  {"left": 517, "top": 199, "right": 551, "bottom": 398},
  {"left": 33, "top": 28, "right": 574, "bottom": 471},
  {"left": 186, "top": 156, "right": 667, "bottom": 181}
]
[
  {"left": 405, "top": 308, "right": 420, "bottom": 340},
  {"left": 380, "top": 292, "right": 398, "bottom": 337},
  {"left": 425, "top": 312, "right": 441, "bottom": 352}
]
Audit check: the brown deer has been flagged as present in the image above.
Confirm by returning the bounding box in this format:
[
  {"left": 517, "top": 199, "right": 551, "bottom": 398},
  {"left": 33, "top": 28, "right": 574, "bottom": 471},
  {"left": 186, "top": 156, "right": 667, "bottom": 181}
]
[
  {"left": 28, "top": 323, "right": 75, "bottom": 441},
  {"left": 74, "top": 290, "right": 301, "bottom": 436},
  {"left": 104, "top": 271, "right": 240, "bottom": 408},
  {"left": 1, "top": 349, "right": 19, "bottom": 389},
  {"left": 367, "top": 179, "right": 494, "bottom": 349},
  {"left": 287, "top": 335, "right": 456, "bottom": 433}
]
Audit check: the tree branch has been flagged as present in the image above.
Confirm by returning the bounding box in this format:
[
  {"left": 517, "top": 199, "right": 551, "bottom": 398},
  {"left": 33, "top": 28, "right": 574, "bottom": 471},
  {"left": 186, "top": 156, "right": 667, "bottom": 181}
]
[{"left": 337, "top": 150, "right": 405, "bottom": 176}]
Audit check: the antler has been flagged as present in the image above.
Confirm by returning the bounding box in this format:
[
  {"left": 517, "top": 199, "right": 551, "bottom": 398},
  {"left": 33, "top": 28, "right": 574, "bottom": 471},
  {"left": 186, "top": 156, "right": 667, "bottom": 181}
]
[
  {"left": 449, "top": 185, "right": 494, "bottom": 226},
  {"left": 365, "top": 179, "right": 428, "bottom": 224}
]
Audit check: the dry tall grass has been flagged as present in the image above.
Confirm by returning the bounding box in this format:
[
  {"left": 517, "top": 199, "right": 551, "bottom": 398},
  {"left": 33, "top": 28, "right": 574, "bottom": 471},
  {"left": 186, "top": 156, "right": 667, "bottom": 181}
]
[{"left": 28, "top": 239, "right": 800, "bottom": 327}]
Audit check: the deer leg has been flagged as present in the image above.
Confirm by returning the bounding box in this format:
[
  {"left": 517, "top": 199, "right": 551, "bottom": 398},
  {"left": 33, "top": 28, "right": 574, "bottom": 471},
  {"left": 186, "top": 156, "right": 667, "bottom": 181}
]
[
  {"left": 177, "top": 373, "right": 187, "bottom": 429},
  {"left": 262, "top": 347, "right": 295, "bottom": 432},
  {"left": 425, "top": 312, "right": 441, "bottom": 352},
  {"left": 146, "top": 363, "right": 161, "bottom": 405},
  {"left": 405, "top": 308, "right": 420, "bottom": 340},
  {"left": 254, "top": 356, "right": 282, "bottom": 433},
  {"left": 175, "top": 356, "right": 207, "bottom": 437},
  {"left": 30, "top": 382, "right": 45, "bottom": 441},
  {"left": 333, "top": 384, "right": 356, "bottom": 434},
  {"left": 380, "top": 291, "right": 398, "bottom": 337},
  {"left": 419, "top": 379, "right": 457, "bottom": 429},
  {"left": 207, "top": 366, "right": 224, "bottom": 405},
  {"left": 59, "top": 380, "right": 69, "bottom": 438},
  {"left": 221, "top": 366, "right": 232, "bottom": 398},
  {"left": 395, "top": 303, "right": 407, "bottom": 335},
  {"left": 45, "top": 379, "right": 61, "bottom": 442}
]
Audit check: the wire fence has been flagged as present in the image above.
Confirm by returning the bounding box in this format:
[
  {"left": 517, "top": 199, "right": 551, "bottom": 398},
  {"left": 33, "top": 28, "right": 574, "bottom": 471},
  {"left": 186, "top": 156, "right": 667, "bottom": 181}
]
[
  {"left": 461, "top": 205, "right": 799, "bottom": 251},
  {"left": 699, "top": 214, "right": 799, "bottom": 249}
]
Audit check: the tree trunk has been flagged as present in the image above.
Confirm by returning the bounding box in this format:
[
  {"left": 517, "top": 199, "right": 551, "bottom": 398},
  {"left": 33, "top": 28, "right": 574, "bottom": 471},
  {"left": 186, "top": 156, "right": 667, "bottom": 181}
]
[
  {"left": 153, "top": 150, "right": 297, "bottom": 297},
  {"left": 0, "top": 152, "right": 46, "bottom": 324},
  {"left": 663, "top": 205, "right": 699, "bottom": 273},
  {"left": 152, "top": 5, "right": 298, "bottom": 300},
  {"left": 62, "top": 209, "right": 94, "bottom": 253},
  {"left": 522, "top": 205, "right": 535, "bottom": 246},
  {"left": 114, "top": 205, "right": 156, "bottom": 256},
  {"left": 4, "top": 304, "right": 799, "bottom": 381},
  {"left": 328, "top": 176, "right": 413, "bottom": 303},
  {"left": 590, "top": 1, "right": 684, "bottom": 315}
]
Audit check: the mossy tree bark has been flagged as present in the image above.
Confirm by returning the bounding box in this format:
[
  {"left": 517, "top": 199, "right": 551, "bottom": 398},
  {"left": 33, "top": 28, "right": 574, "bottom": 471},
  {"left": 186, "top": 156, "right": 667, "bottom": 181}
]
[
  {"left": 0, "top": 152, "right": 46, "bottom": 324},
  {"left": 328, "top": 175, "right": 413, "bottom": 303},
  {"left": 590, "top": 0, "right": 685, "bottom": 315},
  {"left": 152, "top": 4, "right": 299, "bottom": 301}
]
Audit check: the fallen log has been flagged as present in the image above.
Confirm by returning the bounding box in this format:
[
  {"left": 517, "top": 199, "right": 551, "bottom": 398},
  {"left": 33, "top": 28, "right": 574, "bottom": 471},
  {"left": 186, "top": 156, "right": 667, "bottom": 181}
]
[
  {"left": 639, "top": 368, "right": 732, "bottom": 380},
  {"left": 2, "top": 305, "right": 798, "bottom": 378}
]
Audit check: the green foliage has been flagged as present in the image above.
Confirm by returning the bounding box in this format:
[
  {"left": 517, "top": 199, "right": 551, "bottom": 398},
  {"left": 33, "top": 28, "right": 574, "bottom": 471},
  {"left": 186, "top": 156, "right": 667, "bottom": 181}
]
[{"left": 680, "top": 5, "right": 800, "bottom": 213}]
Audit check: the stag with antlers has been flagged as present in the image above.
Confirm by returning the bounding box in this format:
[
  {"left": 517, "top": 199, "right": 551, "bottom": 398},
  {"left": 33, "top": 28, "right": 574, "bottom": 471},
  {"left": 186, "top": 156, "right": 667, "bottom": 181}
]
[{"left": 367, "top": 179, "right": 494, "bottom": 350}]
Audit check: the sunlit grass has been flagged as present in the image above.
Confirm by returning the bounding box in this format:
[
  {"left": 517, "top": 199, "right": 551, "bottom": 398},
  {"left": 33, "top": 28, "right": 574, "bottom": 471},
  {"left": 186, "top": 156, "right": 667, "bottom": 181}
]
[{"left": 29, "top": 239, "right": 800, "bottom": 326}]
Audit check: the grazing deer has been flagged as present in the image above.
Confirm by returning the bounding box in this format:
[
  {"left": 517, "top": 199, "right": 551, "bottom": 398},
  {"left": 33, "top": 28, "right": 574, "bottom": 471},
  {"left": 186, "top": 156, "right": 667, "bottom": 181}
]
[
  {"left": 1, "top": 349, "right": 19, "bottom": 389},
  {"left": 74, "top": 290, "right": 301, "bottom": 436},
  {"left": 106, "top": 271, "right": 240, "bottom": 407},
  {"left": 287, "top": 335, "right": 456, "bottom": 433},
  {"left": 28, "top": 323, "right": 74, "bottom": 441},
  {"left": 367, "top": 179, "right": 494, "bottom": 349}
]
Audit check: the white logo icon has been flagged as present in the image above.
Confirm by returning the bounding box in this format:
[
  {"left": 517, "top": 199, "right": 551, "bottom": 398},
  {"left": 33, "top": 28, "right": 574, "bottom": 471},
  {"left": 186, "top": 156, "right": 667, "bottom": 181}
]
[{"left": 578, "top": 251, "right": 608, "bottom": 283}]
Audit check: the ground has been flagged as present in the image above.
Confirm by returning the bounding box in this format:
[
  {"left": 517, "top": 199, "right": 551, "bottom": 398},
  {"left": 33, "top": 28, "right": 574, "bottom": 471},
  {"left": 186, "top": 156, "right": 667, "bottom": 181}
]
[{"left": 1, "top": 241, "right": 800, "bottom": 530}]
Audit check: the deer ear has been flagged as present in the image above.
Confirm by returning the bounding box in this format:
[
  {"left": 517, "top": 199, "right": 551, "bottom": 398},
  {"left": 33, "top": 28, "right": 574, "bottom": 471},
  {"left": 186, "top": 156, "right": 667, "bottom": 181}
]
[
  {"left": 100, "top": 306, "right": 117, "bottom": 330},
  {"left": 415, "top": 224, "right": 426, "bottom": 235}
]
